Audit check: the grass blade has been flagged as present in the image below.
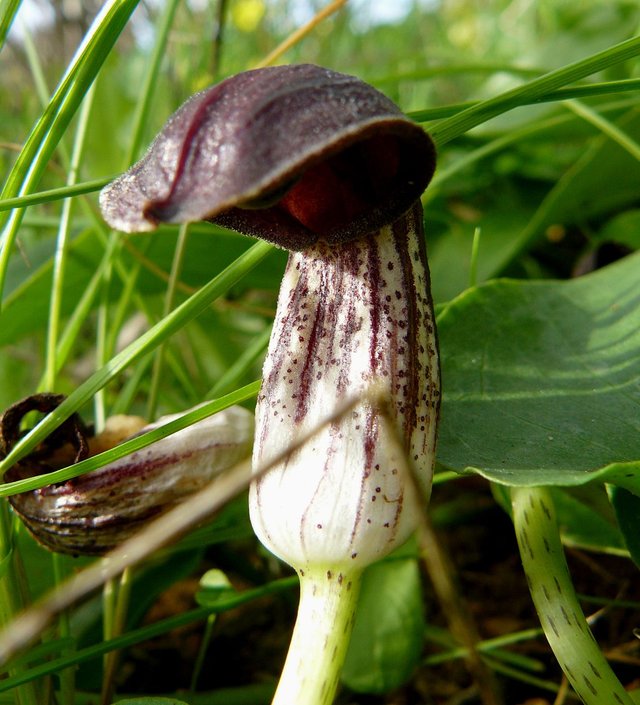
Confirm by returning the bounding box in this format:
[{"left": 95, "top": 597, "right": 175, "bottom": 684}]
[
  {"left": 431, "top": 35, "right": 640, "bottom": 146},
  {"left": 0, "top": 0, "right": 140, "bottom": 303}
]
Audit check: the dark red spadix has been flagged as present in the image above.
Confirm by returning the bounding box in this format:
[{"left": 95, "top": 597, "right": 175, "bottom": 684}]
[{"left": 99, "top": 64, "right": 436, "bottom": 250}]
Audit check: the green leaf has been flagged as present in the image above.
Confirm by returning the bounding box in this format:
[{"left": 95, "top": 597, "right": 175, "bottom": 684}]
[
  {"left": 512, "top": 110, "right": 640, "bottom": 257},
  {"left": 428, "top": 193, "right": 538, "bottom": 302},
  {"left": 195, "top": 569, "right": 236, "bottom": 608},
  {"left": 437, "top": 251, "right": 640, "bottom": 491},
  {"left": 609, "top": 487, "right": 640, "bottom": 568},
  {"left": 0, "top": 0, "right": 20, "bottom": 49},
  {"left": 0, "top": 0, "right": 141, "bottom": 299},
  {"left": 341, "top": 558, "right": 424, "bottom": 694},
  {"left": 551, "top": 487, "right": 626, "bottom": 553},
  {"left": 598, "top": 209, "right": 640, "bottom": 250},
  {"left": 115, "top": 699, "right": 189, "bottom": 705},
  {"left": 492, "top": 485, "right": 627, "bottom": 554},
  {"left": 1, "top": 229, "right": 100, "bottom": 345}
]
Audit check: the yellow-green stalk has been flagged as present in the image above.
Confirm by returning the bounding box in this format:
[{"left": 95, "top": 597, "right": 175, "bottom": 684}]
[{"left": 512, "top": 487, "right": 632, "bottom": 705}]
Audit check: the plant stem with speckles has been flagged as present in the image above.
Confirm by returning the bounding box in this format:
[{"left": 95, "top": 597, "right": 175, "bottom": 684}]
[
  {"left": 272, "top": 569, "right": 362, "bottom": 705},
  {"left": 511, "top": 486, "right": 632, "bottom": 705}
]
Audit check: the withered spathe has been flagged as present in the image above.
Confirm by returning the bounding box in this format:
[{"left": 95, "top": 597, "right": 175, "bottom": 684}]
[{"left": 2, "top": 395, "right": 253, "bottom": 556}]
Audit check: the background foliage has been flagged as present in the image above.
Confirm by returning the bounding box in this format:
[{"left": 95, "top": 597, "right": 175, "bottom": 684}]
[{"left": 1, "top": 0, "right": 640, "bottom": 703}]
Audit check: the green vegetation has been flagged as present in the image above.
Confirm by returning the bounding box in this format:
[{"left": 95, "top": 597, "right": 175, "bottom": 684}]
[{"left": 1, "top": 1, "right": 639, "bottom": 703}]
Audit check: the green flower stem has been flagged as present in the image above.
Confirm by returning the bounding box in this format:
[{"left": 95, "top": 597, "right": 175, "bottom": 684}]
[
  {"left": 101, "top": 567, "right": 133, "bottom": 705},
  {"left": 190, "top": 614, "right": 216, "bottom": 692},
  {"left": 272, "top": 569, "right": 362, "bottom": 705},
  {"left": 511, "top": 486, "right": 632, "bottom": 705}
]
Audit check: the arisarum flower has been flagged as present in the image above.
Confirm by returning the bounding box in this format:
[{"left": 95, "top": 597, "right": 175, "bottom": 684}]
[{"left": 100, "top": 63, "right": 440, "bottom": 705}]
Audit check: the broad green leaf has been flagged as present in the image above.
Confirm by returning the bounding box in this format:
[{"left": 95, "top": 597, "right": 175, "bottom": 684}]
[
  {"left": 609, "top": 487, "right": 640, "bottom": 568},
  {"left": 431, "top": 109, "right": 640, "bottom": 298},
  {"left": 437, "top": 251, "right": 640, "bottom": 491},
  {"left": 341, "top": 558, "right": 424, "bottom": 694}
]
